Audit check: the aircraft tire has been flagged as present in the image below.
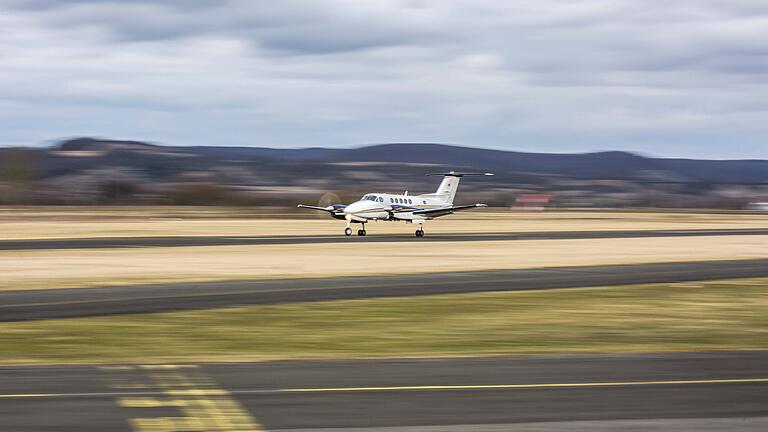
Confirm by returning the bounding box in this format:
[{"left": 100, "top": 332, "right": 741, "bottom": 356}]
[{"left": 345, "top": 228, "right": 352, "bottom": 236}]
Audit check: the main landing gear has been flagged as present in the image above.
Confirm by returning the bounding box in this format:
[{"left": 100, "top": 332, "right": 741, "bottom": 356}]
[
  {"left": 345, "top": 227, "right": 352, "bottom": 236},
  {"left": 357, "top": 228, "right": 367, "bottom": 236},
  {"left": 415, "top": 223, "right": 425, "bottom": 238}
]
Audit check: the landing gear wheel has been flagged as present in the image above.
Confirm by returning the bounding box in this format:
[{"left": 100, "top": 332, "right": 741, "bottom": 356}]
[
  {"left": 345, "top": 228, "right": 352, "bottom": 236},
  {"left": 357, "top": 229, "right": 367, "bottom": 236},
  {"left": 415, "top": 229, "right": 424, "bottom": 237}
]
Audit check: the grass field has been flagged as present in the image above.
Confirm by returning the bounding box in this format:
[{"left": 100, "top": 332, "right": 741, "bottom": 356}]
[
  {"left": 1, "top": 207, "right": 768, "bottom": 240},
  {"left": 1, "top": 235, "right": 767, "bottom": 291},
  {"left": 1, "top": 278, "right": 766, "bottom": 364}
]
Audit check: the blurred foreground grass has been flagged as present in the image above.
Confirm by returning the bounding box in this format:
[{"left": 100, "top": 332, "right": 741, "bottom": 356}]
[{"left": 1, "top": 279, "right": 766, "bottom": 364}]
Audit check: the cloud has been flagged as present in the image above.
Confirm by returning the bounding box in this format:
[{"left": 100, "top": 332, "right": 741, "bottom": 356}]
[{"left": 0, "top": 0, "right": 767, "bottom": 158}]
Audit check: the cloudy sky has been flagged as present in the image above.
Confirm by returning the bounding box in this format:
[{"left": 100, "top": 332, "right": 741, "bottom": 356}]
[{"left": 1, "top": 0, "right": 767, "bottom": 158}]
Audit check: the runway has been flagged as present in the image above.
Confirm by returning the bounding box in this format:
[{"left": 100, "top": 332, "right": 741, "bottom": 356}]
[
  {"left": 2, "top": 228, "right": 768, "bottom": 250},
  {"left": 1, "top": 351, "right": 766, "bottom": 431},
  {"left": 2, "top": 259, "right": 768, "bottom": 322}
]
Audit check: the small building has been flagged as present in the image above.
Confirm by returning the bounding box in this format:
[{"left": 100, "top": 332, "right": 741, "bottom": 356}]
[{"left": 512, "top": 194, "right": 553, "bottom": 210}]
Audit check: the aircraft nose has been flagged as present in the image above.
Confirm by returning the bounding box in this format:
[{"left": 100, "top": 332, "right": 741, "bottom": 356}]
[{"left": 344, "top": 201, "right": 363, "bottom": 214}]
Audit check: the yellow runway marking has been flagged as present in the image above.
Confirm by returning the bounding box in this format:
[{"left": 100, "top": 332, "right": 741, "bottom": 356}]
[
  {"left": 280, "top": 377, "right": 768, "bottom": 393},
  {"left": 2, "top": 377, "right": 767, "bottom": 400},
  {"left": 116, "top": 364, "right": 265, "bottom": 432}
]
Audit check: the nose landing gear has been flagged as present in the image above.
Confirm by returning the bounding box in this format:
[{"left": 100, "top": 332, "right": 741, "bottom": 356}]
[{"left": 346, "top": 222, "right": 366, "bottom": 237}]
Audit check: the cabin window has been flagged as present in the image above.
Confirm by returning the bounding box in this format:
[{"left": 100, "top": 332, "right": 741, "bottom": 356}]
[{"left": 389, "top": 198, "right": 393, "bottom": 203}]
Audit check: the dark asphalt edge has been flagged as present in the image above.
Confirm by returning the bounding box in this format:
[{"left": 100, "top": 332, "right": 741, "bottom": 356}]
[
  {"left": 1, "top": 259, "right": 767, "bottom": 322},
  {"left": 2, "top": 228, "right": 768, "bottom": 250}
]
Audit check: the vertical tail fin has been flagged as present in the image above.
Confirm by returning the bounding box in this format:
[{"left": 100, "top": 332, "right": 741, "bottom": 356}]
[
  {"left": 426, "top": 172, "right": 493, "bottom": 205},
  {"left": 434, "top": 175, "right": 461, "bottom": 204}
]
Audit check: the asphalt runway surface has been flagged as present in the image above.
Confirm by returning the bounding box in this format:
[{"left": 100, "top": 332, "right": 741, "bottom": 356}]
[
  {"left": 2, "top": 228, "right": 768, "bottom": 250},
  {"left": 2, "top": 259, "right": 768, "bottom": 322},
  {"left": 1, "top": 352, "right": 767, "bottom": 431}
]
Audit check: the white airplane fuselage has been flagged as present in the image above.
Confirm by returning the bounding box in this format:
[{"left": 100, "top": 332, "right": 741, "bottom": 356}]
[
  {"left": 298, "top": 172, "right": 492, "bottom": 237},
  {"left": 340, "top": 192, "right": 448, "bottom": 222}
]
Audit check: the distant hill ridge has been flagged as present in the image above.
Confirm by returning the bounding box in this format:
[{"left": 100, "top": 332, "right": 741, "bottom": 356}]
[{"left": 47, "top": 137, "right": 768, "bottom": 184}]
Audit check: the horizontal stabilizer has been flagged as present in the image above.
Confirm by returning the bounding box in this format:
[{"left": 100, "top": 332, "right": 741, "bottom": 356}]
[{"left": 426, "top": 171, "right": 494, "bottom": 177}]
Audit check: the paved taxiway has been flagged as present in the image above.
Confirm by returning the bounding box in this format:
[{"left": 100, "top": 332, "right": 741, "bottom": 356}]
[
  {"left": 2, "top": 259, "right": 768, "bottom": 321},
  {"left": 1, "top": 351, "right": 766, "bottom": 431},
  {"left": 2, "top": 228, "right": 768, "bottom": 250}
]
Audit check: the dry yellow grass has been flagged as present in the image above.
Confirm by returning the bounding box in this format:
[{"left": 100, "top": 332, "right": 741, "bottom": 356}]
[
  {"left": 1, "top": 207, "right": 768, "bottom": 240},
  {"left": 1, "top": 235, "right": 766, "bottom": 291}
]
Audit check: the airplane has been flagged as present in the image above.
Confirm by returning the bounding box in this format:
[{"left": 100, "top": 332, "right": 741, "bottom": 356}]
[{"left": 298, "top": 171, "right": 493, "bottom": 237}]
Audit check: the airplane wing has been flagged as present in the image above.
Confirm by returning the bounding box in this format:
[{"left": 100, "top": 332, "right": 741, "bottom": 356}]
[
  {"left": 297, "top": 204, "right": 346, "bottom": 214},
  {"left": 298, "top": 204, "right": 333, "bottom": 212},
  {"left": 411, "top": 203, "right": 487, "bottom": 218}
]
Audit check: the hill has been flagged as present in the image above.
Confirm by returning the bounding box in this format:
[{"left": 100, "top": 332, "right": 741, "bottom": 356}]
[{"left": 1, "top": 137, "right": 766, "bottom": 207}]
